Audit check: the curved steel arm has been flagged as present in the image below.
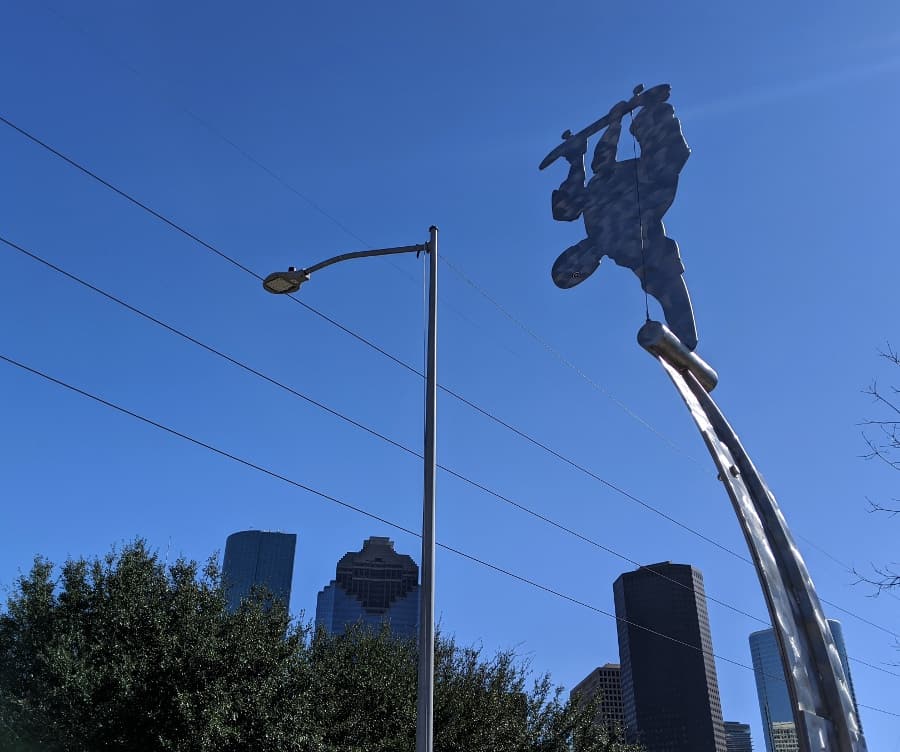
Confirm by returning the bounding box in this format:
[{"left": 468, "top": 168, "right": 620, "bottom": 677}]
[
  {"left": 303, "top": 244, "right": 428, "bottom": 275},
  {"left": 639, "top": 321, "right": 866, "bottom": 752},
  {"left": 263, "top": 241, "right": 430, "bottom": 295}
]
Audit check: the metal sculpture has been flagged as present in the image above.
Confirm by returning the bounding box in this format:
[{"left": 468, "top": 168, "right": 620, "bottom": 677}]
[
  {"left": 541, "top": 83, "right": 697, "bottom": 351},
  {"left": 541, "top": 85, "right": 867, "bottom": 752}
]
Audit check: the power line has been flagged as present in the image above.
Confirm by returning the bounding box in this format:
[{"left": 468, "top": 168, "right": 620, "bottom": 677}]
[
  {"left": 2, "top": 350, "right": 898, "bottom": 719},
  {"left": 32, "top": 3, "right": 686, "bottom": 452},
  {"left": 22, "top": 10, "right": 876, "bottom": 609},
  {"left": 4, "top": 233, "right": 899, "bottom": 677},
  {"left": 6, "top": 16, "right": 897, "bottom": 727},
  {"left": 438, "top": 255, "right": 697, "bottom": 459},
  {"left": 0, "top": 235, "right": 766, "bottom": 628},
  {"left": 799, "top": 532, "right": 900, "bottom": 605},
  {"left": 1, "top": 115, "right": 896, "bottom": 643},
  {"left": 0, "top": 113, "right": 749, "bottom": 561}
]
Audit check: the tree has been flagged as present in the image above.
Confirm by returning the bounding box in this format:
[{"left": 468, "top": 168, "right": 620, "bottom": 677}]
[
  {"left": 0, "top": 540, "right": 317, "bottom": 752},
  {"left": 0, "top": 540, "right": 638, "bottom": 752},
  {"left": 859, "top": 344, "right": 900, "bottom": 594}
]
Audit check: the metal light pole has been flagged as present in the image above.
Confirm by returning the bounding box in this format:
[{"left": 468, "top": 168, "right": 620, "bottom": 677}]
[
  {"left": 417, "top": 226, "right": 437, "bottom": 752},
  {"left": 262, "top": 226, "right": 438, "bottom": 752}
]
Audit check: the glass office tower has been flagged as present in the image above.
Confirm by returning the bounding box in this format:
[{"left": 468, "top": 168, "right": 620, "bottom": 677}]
[
  {"left": 222, "top": 530, "right": 297, "bottom": 613},
  {"left": 749, "top": 619, "right": 860, "bottom": 752},
  {"left": 315, "top": 536, "right": 419, "bottom": 638},
  {"left": 724, "top": 721, "right": 752, "bottom": 752},
  {"left": 613, "top": 562, "right": 727, "bottom": 752}
]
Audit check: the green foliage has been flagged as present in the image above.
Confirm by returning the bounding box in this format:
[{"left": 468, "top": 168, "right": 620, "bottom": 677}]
[{"left": 0, "top": 540, "right": 639, "bottom": 752}]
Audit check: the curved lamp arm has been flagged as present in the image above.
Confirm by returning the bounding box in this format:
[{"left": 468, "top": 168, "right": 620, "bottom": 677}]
[{"left": 262, "top": 243, "right": 428, "bottom": 294}]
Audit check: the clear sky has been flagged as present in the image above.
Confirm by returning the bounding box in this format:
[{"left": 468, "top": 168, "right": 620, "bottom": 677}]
[{"left": 2, "top": 1, "right": 899, "bottom": 748}]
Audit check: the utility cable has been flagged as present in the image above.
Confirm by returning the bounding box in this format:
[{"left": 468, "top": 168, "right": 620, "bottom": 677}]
[
  {"left": 438, "top": 253, "right": 699, "bottom": 464},
  {"left": 0, "top": 235, "right": 765, "bottom": 627},
  {"left": 15, "top": 6, "right": 696, "bottom": 456},
  {"left": 3, "top": 234, "right": 899, "bottom": 674},
  {"left": 10, "top": 17, "right": 868, "bottom": 596},
  {"left": 1, "top": 350, "right": 897, "bottom": 719},
  {"left": 0, "top": 113, "right": 745, "bottom": 560},
  {"left": 799, "top": 532, "right": 900, "bottom": 605},
  {"left": 1, "top": 116, "right": 895, "bottom": 642},
  {"left": 629, "top": 109, "right": 651, "bottom": 321}
]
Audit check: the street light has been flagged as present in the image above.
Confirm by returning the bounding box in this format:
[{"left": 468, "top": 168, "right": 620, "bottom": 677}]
[{"left": 263, "top": 227, "right": 439, "bottom": 752}]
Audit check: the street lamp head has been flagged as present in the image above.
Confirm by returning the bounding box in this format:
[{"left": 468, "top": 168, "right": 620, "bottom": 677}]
[{"left": 262, "top": 267, "right": 310, "bottom": 294}]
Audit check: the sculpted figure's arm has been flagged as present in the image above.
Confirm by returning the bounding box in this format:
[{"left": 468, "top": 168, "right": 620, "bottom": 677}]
[
  {"left": 550, "top": 135, "right": 589, "bottom": 222},
  {"left": 551, "top": 101, "right": 631, "bottom": 222}
]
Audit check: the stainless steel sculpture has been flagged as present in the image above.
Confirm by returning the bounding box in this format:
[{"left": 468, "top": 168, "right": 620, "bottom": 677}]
[
  {"left": 541, "top": 83, "right": 698, "bottom": 351},
  {"left": 542, "top": 85, "right": 867, "bottom": 752}
]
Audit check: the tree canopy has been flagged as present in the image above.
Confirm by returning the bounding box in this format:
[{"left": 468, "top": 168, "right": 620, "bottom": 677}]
[{"left": 0, "top": 540, "right": 638, "bottom": 752}]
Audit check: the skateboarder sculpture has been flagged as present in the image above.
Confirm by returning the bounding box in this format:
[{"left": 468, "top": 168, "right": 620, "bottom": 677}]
[{"left": 540, "top": 84, "right": 698, "bottom": 351}]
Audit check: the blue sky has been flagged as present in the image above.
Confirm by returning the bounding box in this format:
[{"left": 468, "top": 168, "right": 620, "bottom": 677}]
[{"left": 2, "top": 0, "right": 899, "bottom": 748}]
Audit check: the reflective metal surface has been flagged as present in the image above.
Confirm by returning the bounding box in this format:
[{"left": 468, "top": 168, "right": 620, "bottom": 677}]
[
  {"left": 640, "top": 322, "right": 866, "bottom": 752},
  {"left": 542, "top": 83, "right": 698, "bottom": 351},
  {"left": 637, "top": 320, "right": 717, "bottom": 392}
]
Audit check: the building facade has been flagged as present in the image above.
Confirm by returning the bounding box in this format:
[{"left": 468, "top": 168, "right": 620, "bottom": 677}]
[
  {"left": 613, "top": 562, "right": 727, "bottom": 752},
  {"left": 770, "top": 722, "right": 797, "bottom": 752},
  {"left": 315, "top": 536, "right": 419, "bottom": 638},
  {"left": 222, "top": 530, "right": 296, "bottom": 613},
  {"left": 723, "top": 721, "right": 752, "bottom": 752},
  {"left": 749, "top": 619, "right": 860, "bottom": 752},
  {"left": 570, "top": 663, "right": 625, "bottom": 732}
]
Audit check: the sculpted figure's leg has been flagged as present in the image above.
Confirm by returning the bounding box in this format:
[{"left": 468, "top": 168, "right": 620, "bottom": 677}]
[
  {"left": 641, "top": 235, "right": 698, "bottom": 350},
  {"left": 552, "top": 238, "right": 602, "bottom": 289}
]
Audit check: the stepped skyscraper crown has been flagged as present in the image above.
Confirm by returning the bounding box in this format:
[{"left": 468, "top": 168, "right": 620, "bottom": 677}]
[{"left": 315, "top": 536, "right": 419, "bottom": 638}]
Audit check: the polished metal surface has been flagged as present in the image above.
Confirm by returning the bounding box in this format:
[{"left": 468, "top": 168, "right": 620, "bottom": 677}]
[
  {"left": 640, "top": 322, "right": 866, "bottom": 752},
  {"left": 637, "top": 320, "right": 718, "bottom": 392},
  {"left": 542, "top": 83, "right": 699, "bottom": 351}
]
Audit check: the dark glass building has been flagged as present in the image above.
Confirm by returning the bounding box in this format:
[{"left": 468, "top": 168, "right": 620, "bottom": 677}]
[
  {"left": 315, "top": 536, "right": 419, "bottom": 638},
  {"left": 613, "top": 562, "right": 727, "bottom": 752},
  {"left": 724, "top": 721, "right": 753, "bottom": 752},
  {"left": 221, "top": 530, "right": 296, "bottom": 613},
  {"left": 749, "top": 619, "right": 860, "bottom": 752},
  {"left": 570, "top": 663, "right": 625, "bottom": 733}
]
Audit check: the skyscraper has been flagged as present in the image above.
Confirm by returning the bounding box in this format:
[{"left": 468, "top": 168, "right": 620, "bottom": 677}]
[
  {"left": 316, "top": 536, "right": 419, "bottom": 638},
  {"left": 724, "top": 721, "right": 753, "bottom": 752},
  {"left": 749, "top": 619, "right": 861, "bottom": 752},
  {"left": 221, "top": 530, "right": 296, "bottom": 613},
  {"left": 770, "top": 722, "right": 798, "bottom": 752},
  {"left": 613, "top": 562, "right": 727, "bottom": 752},
  {"left": 570, "top": 663, "right": 625, "bottom": 732}
]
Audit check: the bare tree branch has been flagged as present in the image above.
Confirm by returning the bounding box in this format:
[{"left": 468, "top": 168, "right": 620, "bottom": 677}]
[
  {"left": 865, "top": 497, "right": 900, "bottom": 517},
  {"left": 859, "top": 342, "right": 900, "bottom": 598},
  {"left": 852, "top": 564, "right": 900, "bottom": 596}
]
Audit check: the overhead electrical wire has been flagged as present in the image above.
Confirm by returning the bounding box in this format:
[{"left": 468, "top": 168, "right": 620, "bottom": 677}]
[
  {"left": 3, "top": 23, "right": 898, "bottom": 719},
  {"left": 0, "top": 349, "right": 897, "bottom": 720},
  {"left": 1, "top": 114, "right": 896, "bottom": 645},
  {"left": 6, "top": 11, "right": 896, "bottom": 728},
  {"left": 2, "top": 233, "right": 899, "bottom": 681},
  {"left": 32, "top": 1, "right": 685, "bottom": 452},
  {"left": 20, "top": 7, "right": 874, "bottom": 610},
  {"left": 0, "top": 234, "right": 767, "bottom": 631},
  {"left": 0, "top": 113, "right": 749, "bottom": 560}
]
